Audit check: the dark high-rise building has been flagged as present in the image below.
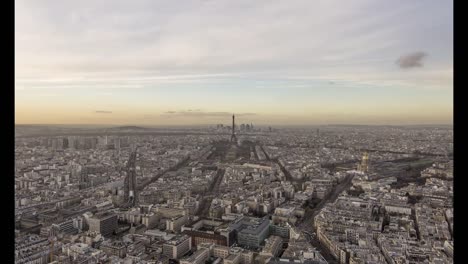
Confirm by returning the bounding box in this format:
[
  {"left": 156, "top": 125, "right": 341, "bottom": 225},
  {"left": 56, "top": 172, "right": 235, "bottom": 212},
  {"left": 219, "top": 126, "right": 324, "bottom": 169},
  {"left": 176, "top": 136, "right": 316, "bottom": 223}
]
[
  {"left": 91, "top": 137, "right": 98, "bottom": 149},
  {"left": 79, "top": 167, "right": 89, "bottom": 190},
  {"left": 68, "top": 136, "right": 76, "bottom": 149},
  {"left": 62, "top": 138, "right": 69, "bottom": 149}
]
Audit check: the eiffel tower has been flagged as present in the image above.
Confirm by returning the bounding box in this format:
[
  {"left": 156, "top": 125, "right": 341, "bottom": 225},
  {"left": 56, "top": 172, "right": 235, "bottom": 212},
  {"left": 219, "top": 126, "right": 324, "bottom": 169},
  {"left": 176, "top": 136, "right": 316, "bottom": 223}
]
[{"left": 230, "top": 114, "right": 238, "bottom": 143}]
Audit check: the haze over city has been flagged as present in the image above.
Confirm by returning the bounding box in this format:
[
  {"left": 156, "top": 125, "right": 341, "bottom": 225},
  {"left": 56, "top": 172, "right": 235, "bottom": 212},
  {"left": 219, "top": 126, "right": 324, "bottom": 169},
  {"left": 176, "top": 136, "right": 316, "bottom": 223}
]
[{"left": 15, "top": 0, "right": 452, "bottom": 126}]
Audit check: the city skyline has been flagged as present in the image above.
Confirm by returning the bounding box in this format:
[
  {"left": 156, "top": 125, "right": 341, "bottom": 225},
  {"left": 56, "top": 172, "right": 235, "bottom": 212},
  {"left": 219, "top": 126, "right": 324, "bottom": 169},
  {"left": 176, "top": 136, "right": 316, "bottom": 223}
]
[
  {"left": 15, "top": 0, "right": 453, "bottom": 125},
  {"left": 14, "top": 2, "right": 454, "bottom": 262}
]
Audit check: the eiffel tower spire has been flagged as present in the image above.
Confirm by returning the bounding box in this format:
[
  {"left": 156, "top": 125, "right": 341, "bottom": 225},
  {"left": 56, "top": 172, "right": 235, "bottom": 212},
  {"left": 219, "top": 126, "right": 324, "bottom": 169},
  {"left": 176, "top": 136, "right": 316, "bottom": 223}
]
[{"left": 231, "top": 114, "right": 238, "bottom": 143}]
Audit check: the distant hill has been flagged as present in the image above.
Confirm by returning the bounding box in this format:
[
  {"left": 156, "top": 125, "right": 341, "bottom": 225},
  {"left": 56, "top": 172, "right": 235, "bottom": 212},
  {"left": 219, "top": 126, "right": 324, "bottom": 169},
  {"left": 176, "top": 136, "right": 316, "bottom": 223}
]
[{"left": 105, "top": 126, "right": 150, "bottom": 131}]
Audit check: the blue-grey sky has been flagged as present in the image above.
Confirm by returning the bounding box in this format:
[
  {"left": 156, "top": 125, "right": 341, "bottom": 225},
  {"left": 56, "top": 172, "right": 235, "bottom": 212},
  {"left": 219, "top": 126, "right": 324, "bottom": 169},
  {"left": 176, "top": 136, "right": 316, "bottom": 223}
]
[{"left": 15, "top": 0, "right": 453, "bottom": 125}]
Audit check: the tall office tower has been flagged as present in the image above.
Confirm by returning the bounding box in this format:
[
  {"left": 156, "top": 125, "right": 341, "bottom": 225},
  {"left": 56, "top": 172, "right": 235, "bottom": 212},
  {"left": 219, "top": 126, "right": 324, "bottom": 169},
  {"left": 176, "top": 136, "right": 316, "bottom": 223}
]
[
  {"left": 62, "top": 138, "right": 69, "bottom": 149},
  {"left": 317, "top": 128, "right": 320, "bottom": 137},
  {"left": 90, "top": 137, "right": 98, "bottom": 149},
  {"left": 230, "top": 114, "right": 238, "bottom": 143},
  {"left": 68, "top": 136, "right": 76, "bottom": 149},
  {"left": 124, "top": 148, "right": 138, "bottom": 206},
  {"left": 83, "top": 138, "right": 91, "bottom": 149},
  {"left": 57, "top": 138, "right": 64, "bottom": 149},
  {"left": 114, "top": 137, "right": 121, "bottom": 150},
  {"left": 51, "top": 138, "right": 59, "bottom": 150},
  {"left": 79, "top": 167, "right": 89, "bottom": 190}
]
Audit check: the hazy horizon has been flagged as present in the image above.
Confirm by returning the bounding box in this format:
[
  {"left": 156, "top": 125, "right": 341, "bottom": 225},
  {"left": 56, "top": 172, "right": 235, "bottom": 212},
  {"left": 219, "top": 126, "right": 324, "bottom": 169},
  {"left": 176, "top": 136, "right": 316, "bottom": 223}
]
[
  {"left": 14, "top": 122, "right": 453, "bottom": 128},
  {"left": 16, "top": 0, "right": 453, "bottom": 125}
]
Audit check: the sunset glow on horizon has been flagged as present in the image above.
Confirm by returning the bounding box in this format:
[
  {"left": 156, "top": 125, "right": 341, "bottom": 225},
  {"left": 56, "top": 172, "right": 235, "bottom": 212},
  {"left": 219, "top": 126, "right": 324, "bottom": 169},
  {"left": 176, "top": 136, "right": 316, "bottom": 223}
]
[{"left": 15, "top": 0, "right": 453, "bottom": 126}]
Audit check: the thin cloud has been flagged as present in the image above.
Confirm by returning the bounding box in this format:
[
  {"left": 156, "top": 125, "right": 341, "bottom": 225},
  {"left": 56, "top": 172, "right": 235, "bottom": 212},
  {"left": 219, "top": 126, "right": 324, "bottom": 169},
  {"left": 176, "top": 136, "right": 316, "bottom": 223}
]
[
  {"left": 95, "top": 110, "right": 112, "bottom": 114},
  {"left": 235, "top": 112, "right": 257, "bottom": 116},
  {"left": 396, "top": 51, "right": 427, "bottom": 69},
  {"left": 162, "top": 110, "right": 256, "bottom": 118}
]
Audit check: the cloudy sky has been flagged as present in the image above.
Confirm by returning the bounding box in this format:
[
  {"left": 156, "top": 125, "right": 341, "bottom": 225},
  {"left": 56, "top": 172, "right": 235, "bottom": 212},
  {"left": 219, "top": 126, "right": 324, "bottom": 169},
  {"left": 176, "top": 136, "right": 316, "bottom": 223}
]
[{"left": 15, "top": 0, "right": 453, "bottom": 125}]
